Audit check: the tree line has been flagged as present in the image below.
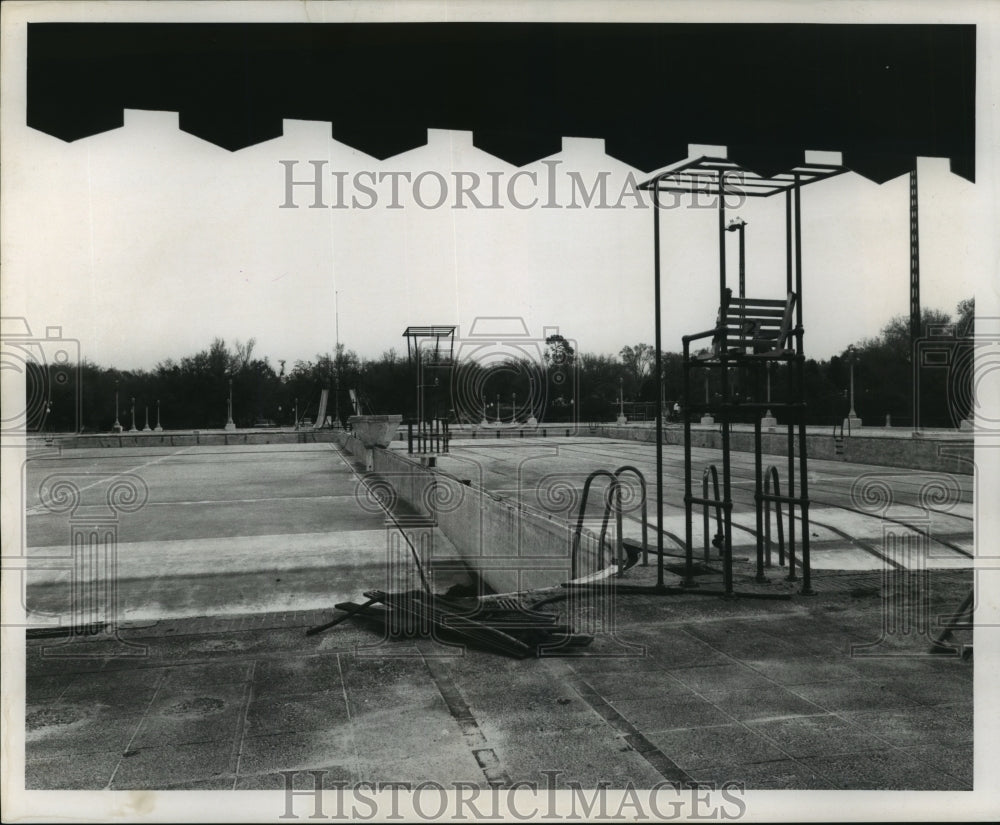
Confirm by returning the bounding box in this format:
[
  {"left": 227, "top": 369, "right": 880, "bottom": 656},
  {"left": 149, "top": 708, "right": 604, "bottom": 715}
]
[{"left": 25, "top": 299, "right": 974, "bottom": 432}]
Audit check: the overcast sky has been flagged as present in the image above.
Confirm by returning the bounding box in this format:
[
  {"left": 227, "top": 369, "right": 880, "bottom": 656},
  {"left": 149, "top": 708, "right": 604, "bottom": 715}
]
[{"left": 4, "top": 111, "right": 987, "bottom": 373}]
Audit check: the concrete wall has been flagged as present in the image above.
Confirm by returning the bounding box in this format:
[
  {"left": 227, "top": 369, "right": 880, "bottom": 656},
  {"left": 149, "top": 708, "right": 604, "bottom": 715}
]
[
  {"left": 28, "top": 430, "right": 343, "bottom": 450},
  {"left": 366, "top": 447, "right": 605, "bottom": 594},
  {"left": 589, "top": 426, "right": 974, "bottom": 475}
]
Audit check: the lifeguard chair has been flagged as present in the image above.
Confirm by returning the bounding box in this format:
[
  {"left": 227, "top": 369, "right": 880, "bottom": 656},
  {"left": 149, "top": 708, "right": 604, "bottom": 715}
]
[{"left": 639, "top": 156, "right": 847, "bottom": 596}]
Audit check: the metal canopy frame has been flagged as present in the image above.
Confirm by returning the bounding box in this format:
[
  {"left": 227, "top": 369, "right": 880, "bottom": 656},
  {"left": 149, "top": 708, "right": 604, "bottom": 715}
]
[
  {"left": 638, "top": 156, "right": 848, "bottom": 198},
  {"left": 401, "top": 326, "right": 456, "bottom": 454},
  {"left": 402, "top": 325, "right": 457, "bottom": 366}
]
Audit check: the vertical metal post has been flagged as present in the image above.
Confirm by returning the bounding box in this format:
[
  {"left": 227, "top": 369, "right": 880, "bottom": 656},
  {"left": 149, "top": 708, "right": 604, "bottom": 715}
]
[
  {"left": 720, "top": 368, "right": 733, "bottom": 597},
  {"left": 798, "top": 356, "right": 813, "bottom": 594},
  {"left": 654, "top": 190, "right": 666, "bottom": 590},
  {"left": 702, "top": 471, "right": 710, "bottom": 564},
  {"left": 794, "top": 174, "right": 803, "bottom": 343},
  {"left": 910, "top": 166, "right": 921, "bottom": 430},
  {"left": 718, "top": 169, "right": 732, "bottom": 596},
  {"left": 738, "top": 222, "right": 746, "bottom": 302},
  {"left": 785, "top": 189, "right": 793, "bottom": 295},
  {"left": 683, "top": 342, "right": 694, "bottom": 586},
  {"left": 754, "top": 416, "right": 766, "bottom": 582},
  {"left": 718, "top": 170, "right": 727, "bottom": 306},
  {"left": 794, "top": 178, "right": 813, "bottom": 595},
  {"left": 785, "top": 381, "right": 797, "bottom": 581}
]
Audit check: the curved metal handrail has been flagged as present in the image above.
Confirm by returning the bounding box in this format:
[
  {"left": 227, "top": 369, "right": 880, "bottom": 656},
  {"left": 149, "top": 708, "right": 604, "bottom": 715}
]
[
  {"left": 570, "top": 470, "right": 623, "bottom": 579},
  {"left": 763, "top": 465, "right": 785, "bottom": 568},
  {"left": 614, "top": 465, "right": 648, "bottom": 566}
]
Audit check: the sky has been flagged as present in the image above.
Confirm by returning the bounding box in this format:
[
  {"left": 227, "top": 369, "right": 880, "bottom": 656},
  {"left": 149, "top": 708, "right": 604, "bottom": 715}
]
[{"left": 3, "top": 114, "right": 986, "bottom": 373}]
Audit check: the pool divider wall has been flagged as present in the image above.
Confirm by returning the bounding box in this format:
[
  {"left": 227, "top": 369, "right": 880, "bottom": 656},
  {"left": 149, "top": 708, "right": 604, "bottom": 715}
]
[
  {"left": 26, "top": 430, "right": 344, "bottom": 449},
  {"left": 337, "top": 432, "right": 605, "bottom": 594},
  {"left": 588, "top": 426, "right": 974, "bottom": 476}
]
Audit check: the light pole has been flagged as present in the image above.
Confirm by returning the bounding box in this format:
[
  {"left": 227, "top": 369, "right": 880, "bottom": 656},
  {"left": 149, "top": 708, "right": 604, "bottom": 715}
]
[
  {"left": 762, "top": 362, "right": 778, "bottom": 429},
  {"left": 142, "top": 403, "right": 152, "bottom": 432},
  {"left": 512, "top": 391, "right": 517, "bottom": 424},
  {"left": 727, "top": 218, "right": 748, "bottom": 405},
  {"left": 726, "top": 218, "right": 748, "bottom": 302},
  {"left": 495, "top": 394, "right": 501, "bottom": 425},
  {"left": 112, "top": 380, "right": 122, "bottom": 433},
  {"left": 294, "top": 397, "right": 299, "bottom": 430},
  {"left": 129, "top": 397, "right": 137, "bottom": 432},
  {"left": 224, "top": 378, "right": 236, "bottom": 431},
  {"left": 617, "top": 376, "right": 627, "bottom": 425},
  {"left": 481, "top": 395, "right": 488, "bottom": 427},
  {"left": 155, "top": 399, "right": 163, "bottom": 432},
  {"left": 844, "top": 346, "right": 863, "bottom": 431},
  {"left": 701, "top": 375, "right": 714, "bottom": 425}
]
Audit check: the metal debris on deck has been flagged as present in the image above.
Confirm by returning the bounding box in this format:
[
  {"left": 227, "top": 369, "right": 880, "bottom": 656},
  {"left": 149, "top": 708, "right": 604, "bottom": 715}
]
[{"left": 307, "top": 590, "right": 592, "bottom": 658}]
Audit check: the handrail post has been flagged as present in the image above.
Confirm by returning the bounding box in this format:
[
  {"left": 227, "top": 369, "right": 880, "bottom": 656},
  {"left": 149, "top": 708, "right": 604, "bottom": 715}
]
[
  {"left": 614, "top": 466, "right": 649, "bottom": 566},
  {"left": 614, "top": 480, "right": 625, "bottom": 575},
  {"left": 764, "top": 475, "right": 772, "bottom": 567},
  {"left": 754, "top": 415, "right": 767, "bottom": 582},
  {"left": 710, "top": 465, "right": 723, "bottom": 552},
  {"left": 703, "top": 469, "right": 711, "bottom": 564},
  {"left": 571, "top": 470, "right": 618, "bottom": 580}
]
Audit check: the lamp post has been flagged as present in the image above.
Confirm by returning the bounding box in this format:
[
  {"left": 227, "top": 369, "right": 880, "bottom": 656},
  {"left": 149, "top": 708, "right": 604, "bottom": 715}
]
[
  {"left": 224, "top": 378, "right": 236, "bottom": 431},
  {"left": 617, "top": 376, "right": 627, "bottom": 425},
  {"left": 512, "top": 391, "right": 517, "bottom": 424},
  {"left": 112, "top": 380, "right": 122, "bottom": 433},
  {"left": 495, "top": 394, "right": 501, "bottom": 425},
  {"left": 700, "top": 375, "right": 714, "bottom": 425},
  {"left": 726, "top": 218, "right": 748, "bottom": 301},
  {"left": 294, "top": 397, "right": 299, "bottom": 430},
  {"left": 129, "top": 397, "right": 137, "bottom": 432},
  {"left": 142, "top": 403, "right": 152, "bottom": 432},
  {"left": 762, "top": 362, "right": 778, "bottom": 429},
  {"left": 480, "top": 395, "right": 488, "bottom": 427},
  {"left": 844, "top": 346, "right": 863, "bottom": 430},
  {"left": 155, "top": 399, "right": 163, "bottom": 432}
]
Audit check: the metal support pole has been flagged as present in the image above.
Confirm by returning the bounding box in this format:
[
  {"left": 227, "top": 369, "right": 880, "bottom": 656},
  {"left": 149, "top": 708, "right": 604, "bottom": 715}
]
[
  {"left": 794, "top": 174, "right": 803, "bottom": 336},
  {"left": 718, "top": 169, "right": 727, "bottom": 304},
  {"left": 786, "top": 189, "right": 793, "bottom": 295},
  {"left": 738, "top": 222, "right": 746, "bottom": 301},
  {"left": 910, "top": 166, "right": 921, "bottom": 431},
  {"left": 683, "top": 342, "right": 695, "bottom": 587},
  {"left": 654, "top": 195, "right": 666, "bottom": 590},
  {"left": 797, "top": 357, "right": 814, "bottom": 595},
  {"left": 718, "top": 169, "right": 733, "bottom": 596},
  {"left": 754, "top": 416, "right": 766, "bottom": 582},
  {"left": 793, "top": 178, "right": 813, "bottom": 595},
  {"left": 785, "top": 377, "right": 797, "bottom": 582},
  {"left": 721, "top": 366, "right": 733, "bottom": 597}
]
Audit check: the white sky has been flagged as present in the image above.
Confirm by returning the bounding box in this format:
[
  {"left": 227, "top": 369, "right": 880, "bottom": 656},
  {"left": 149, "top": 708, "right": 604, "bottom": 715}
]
[{"left": 2, "top": 111, "right": 988, "bottom": 371}]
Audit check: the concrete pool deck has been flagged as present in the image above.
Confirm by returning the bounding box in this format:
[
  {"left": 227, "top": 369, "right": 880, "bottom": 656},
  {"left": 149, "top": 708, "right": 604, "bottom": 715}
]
[{"left": 11, "top": 439, "right": 978, "bottom": 796}]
